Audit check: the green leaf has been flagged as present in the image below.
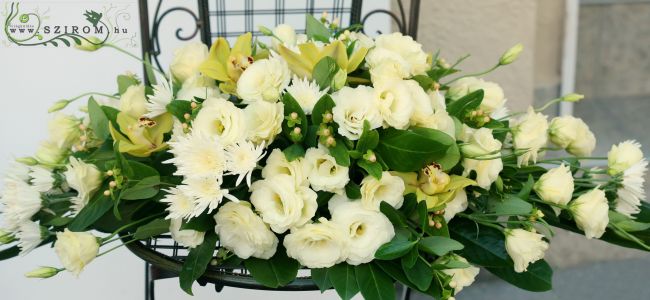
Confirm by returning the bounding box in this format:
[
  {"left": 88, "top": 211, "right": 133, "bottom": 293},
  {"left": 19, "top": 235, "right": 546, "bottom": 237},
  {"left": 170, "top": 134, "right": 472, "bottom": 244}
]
[
  {"left": 128, "top": 161, "right": 159, "bottom": 179},
  {"left": 311, "top": 94, "right": 336, "bottom": 124},
  {"left": 375, "top": 238, "right": 417, "bottom": 260},
  {"left": 402, "top": 257, "right": 433, "bottom": 291},
  {"left": 244, "top": 246, "right": 300, "bottom": 288},
  {"left": 329, "top": 263, "right": 359, "bottom": 300},
  {"left": 102, "top": 105, "right": 123, "bottom": 135},
  {"left": 376, "top": 260, "right": 442, "bottom": 298},
  {"left": 375, "top": 127, "right": 454, "bottom": 172},
  {"left": 282, "top": 92, "right": 308, "bottom": 142},
  {"left": 179, "top": 231, "right": 218, "bottom": 295},
  {"left": 88, "top": 97, "right": 110, "bottom": 140},
  {"left": 412, "top": 75, "right": 434, "bottom": 90},
  {"left": 144, "top": 53, "right": 157, "bottom": 85},
  {"left": 166, "top": 100, "right": 192, "bottom": 121},
  {"left": 68, "top": 187, "right": 112, "bottom": 231},
  {"left": 306, "top": 14, "right": 331, "bottom": 43},
  {"left": 122, "top": 176, "right": 160, "bottom": 200},
  {"left": 436, "top": 143, "right": 461, "bottom": 171},
  {"left": 328, "top": 139, "right": 351, "bottom": 167},
  {"left": 356, "top": 120, "right": 379, "bottom": 154},
  {"left": 117, "top": 75, "right": 139, "bottom": 95},
  {"left": 311, "top": 268, "right": 333, "bottom": 293},
  {"left": 450, "top": 219, "right": 553, "bottom": 291},
  {"left": 418, "top": 236, "right": 464, "bottom": 256},
  {"left": 0, "top": 246, "right": 20, "bottom": 261},
  {"left": 134, "top": 218, "right": 170, "bottom": 239},
  {"left": 446, "top": 89, "right": 484, "bottom": 118},
  {"left": 345, "top": 181, "right": 361, "bottom": 199},
  {"left": 283, "top": 144, "right": 305, "bottom": 161},
  {"left": 313, "top": 56, "right": 340, "bottom": 90},
  {"left": 517, "top": 175, "right": 535, "bottom": 200},
  {"left": 380, "top": 201, "right": 408, "bottom": 228},
  {"left": 401, "top": 247, "right": 419, "bottom": 269},
  {"left": 355, "top": 263, "right": 396, "bottom": 300},
  {"left": 358, "top": 159, "right": 382, "bottom": 179},
  {"left": 181, "top": 213, "right": 216, "bottom": 232},
  {"left": 490, "top": 195, "right": 533, "bottom": 215}
]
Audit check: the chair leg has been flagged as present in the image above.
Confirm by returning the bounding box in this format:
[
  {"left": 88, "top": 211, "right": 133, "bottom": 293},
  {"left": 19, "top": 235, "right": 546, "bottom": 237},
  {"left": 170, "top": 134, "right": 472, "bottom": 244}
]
[
  {"left": 145, "top": 262, "right": 155, "bottom": 300},
  {"left": 398, "top": 283, "right": 412, "bottom": 300}
]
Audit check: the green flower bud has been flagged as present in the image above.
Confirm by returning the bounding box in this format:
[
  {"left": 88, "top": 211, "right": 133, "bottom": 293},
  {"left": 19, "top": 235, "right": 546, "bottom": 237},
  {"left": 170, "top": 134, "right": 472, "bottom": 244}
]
[
  {"left": 561, "top": 93, "right": 584, "bottom": 103},
  {"left": 75, "top": 36, "right": 104, "bottom": 52},
  {"left": 25, "top": 266, "right": 62, "bottom": 279},
  {"left": 0, "top": 230, "right": 15, "bottom": 244},
  {"left": 499, "top": 43, "right": 524, "bottom": 65},
  {"left": 15, "top": 156, "right": 39, "bottom": 166},
  {"left": 331, "top": 68, "right": 347, "bottom": 91},
  {"left": 258, "top": 25, "right": 273, "bottom": 36},
  {"left": 48, "top": 99, "right": 71, "bottom": 113}
]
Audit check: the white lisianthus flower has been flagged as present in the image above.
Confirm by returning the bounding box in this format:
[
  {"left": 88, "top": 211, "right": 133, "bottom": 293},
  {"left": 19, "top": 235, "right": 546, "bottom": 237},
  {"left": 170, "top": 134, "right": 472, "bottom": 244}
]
[
  {"left": 331, "top": 86, "right": 382, "bottom": 140},
  {"left": 166, "top": 129, "right": 226, "bottom": 179},
  {"left": 161, "top": 187, "right": 197, "bottom": 220},
  {"left": 328, "top": 196, "right": 395, "bottom": 265},
  {"left": 192, "top": 97, "right": 247, "bottom": 146},
  {"left": 533, "top": 164, "right": 574, "bottom": 211},
  {"left": 615, "top": 159, "right": 647, "bottom": 217},
  {"left": 48, "top": 114, "right": 81, "bottom": 149},
  {"left": 34, "top": 140, "right": 67, "bottom": 166},
  {"left": 28, "top": 166, "right": 55, "bottom": 193},
  {"left": 262, "top": 149, "right": 309, "bottom": 186},
  {"left": 237, "top": 56, "right": 291, "bottom": 103},
  {"left": 442, "top": 255, "right": 480, "bottom": 295},
  {"left": 461, "top": 128, "right": 503, "bottom": 189},
  {"left": 176, "top": 73, "right": 219, "bottom": 101},
  {"left": 304, "top": 147, "right": 350, "bottom": 194},
  {"left": 180, "top": 177, "right": 238, "bottom": 216},
  {"left": 250, "top": 174, "right": 318, "bottom": 233},
  {"left": 215, "top": 202, "right": 278, "bottom": 259},
  {"left": 369, "top": 60, "right": 407, "bottom": 84},
  {"left": 443, "top": 189, "right": 468, "bottom": 222},
  {"left": 243, "top": 100, "right": 284, "bottom": 144},
  {"left": 359, "top": 171, "right": 405, "bottom": 211},
  {"left": 347, "top": 31, "right": 374, "bottom": 49},
  {"left": 405, "top": 80, "right": 434, "bottom": 125},
  {"left": 119, "top": 84, "right": 148, "bottom": 119},
  {"left": 169, "top": 218, "right": 205, "bottom": 248},
  {"left": 365, "top": 32, "right": 429, "bottom": 78},
  {"left": 447, "top": 77, "right": 506, "bottom": 115},
  {"left": 608, "top": 140, "right": 644, "bottom": 175},
  {"left": 170, "top": 41, "right": 209, "bottom": 83},
  {"left": 271, "top": 24, "right": 297, "bottom": 50},
  {"left": 504, "top": 228, "right": 549, "bottom": 273},
  {"left": 224, "top": 140, "right": 266, "bottom": 186},
  {"left": 460, "top": 127, "right": 501, "bottom": 158},
  {"left": 0, "top": 179, "right": 42, "bottom": 231},
  {"left": 17, "top": 221, "right": 45, "bottom": 255},
  {"left": 286, "top": 76, "right": 327, "bottom": 114},
  {"left": 145, "top": 74, "right": 174, "bottom": 118},
  {"left": 548, "top": 116, "right": 596, "bottom": 157},
  {"left": 63, "top": 157, "right": 103, "bottom": 214},
  {"left": 570, "top": 188, "right": 609, "bottom": 239},
  {"left": 414, "top": 110, "right": 456, "bottom": 139},
  {"left": 512, "top": 107, "right": 549, "bottom": 166},
  {"left": 374, "top": 80, "right": 415, "bottom": 129},
  {"left": 283, "top": 218, "right": 349, "bottom": 268},
  {"left": 54, "top": 229, "right": 99, "bottom": 276}
]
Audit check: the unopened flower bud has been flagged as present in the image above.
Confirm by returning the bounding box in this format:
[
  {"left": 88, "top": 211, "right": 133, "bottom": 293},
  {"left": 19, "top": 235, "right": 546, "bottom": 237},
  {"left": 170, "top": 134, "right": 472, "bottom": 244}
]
[
  {"left": 499, "top": 43, "right": 524, "bottom": 65},
  {"left": 25, "top": 266, "right": 62, "bottom": 279},
  {"left": 103, "top": 190, "right": 111, "bottom": 196},
  {"left": 106, "top": 170, "right": 114, "bottom": 176},
  {"left": 16, "top": 156, "right": 38, "bottom": 166},
  {"left": 562, "top": 93, "right": 584, "bottom": 103},
  {"left": 331, "top": 68, "right": 347, "bottom": 91},
  {"left": 293, "top": 127, "right": 302, "bottom": 134},
  {"left": 0, "top": 230, "right": 15, "bottom": 244},
  {"left": 190, "top": 102, "right": 198, "bottom": 109},
  {"left": 75, "top": 36, "right": 104, "bottom": 52},
  {"left": 258, "top": 25, "right": 273, "bottom": 36},
  {"left": 48, "top": 100, "right": 71, "bottom": 113},
  {"left": 326, "top": 136, "right": 336, "bottom": 147},
  {"left": 322, "top": 112, "right": 333, "bottom": 123},
  {"left": 183, "top": 113, "right": 191, "bottom": 120},
  {"left": 290, "top": 112, "right": 298, "bottom": 120},
  {"left": 109, "top": 181, "right": 117, "bottom": 188}
]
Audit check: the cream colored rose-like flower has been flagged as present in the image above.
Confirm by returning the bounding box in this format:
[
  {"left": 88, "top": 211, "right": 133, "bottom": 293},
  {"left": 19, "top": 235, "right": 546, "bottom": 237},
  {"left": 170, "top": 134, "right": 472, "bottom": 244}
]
[
  {"left": 192, "top": 97, "right": 247, "bottom": 146},
  {"left": 304, "top": 147, "right": 350, "bottom": 194},
  {"left": 414, "top": 110, "right": 456, "bottom": 139},
  {"left": 237, "top": 56, "right": 291, "bottom": 103},
  {"left": 570, "top": 188, "right": 609, "bottom": 239},
  {"left": 54, "top": 229, "right": 100, "bottom": 276},
  {"left": 215, "top": 202, "right": 278, "bottom": 259},
  {"left": 119, "top": 84, "right": 148, "bottom": 119},
  {"left": 170, "top": 41, "right": 209, "bottom": 83},
  {"left": 512, "top": 107, "right": 549, "bottom": 166},
  {"left": 442, "top": 255, "right": 480, "bottom": 295},
  {"left": 533, "top": 164, "right": 574, "bottom": 211},
  {"left": 243, "top": 100, "right": 284, "bottom": 144},
  {"left": 447, "top": 77, "right": 506, "bottom": 115},
  {"left": 332, "top": 86, "right": 382, "bottom": 140},
  {"left": 443, "top": 189, "right": 468, "bottom": 222},
  {"left": 405, "top": 80, "right": 434, "bottom": 125},
  {"left": 176, "top": 74, "right": 219, "bottom": 101},
  {"left": 548, "top": 116, "right": 596, "bottom": 157},
  {"left": 48, "top": 114, "right": 81, "bottom": 149},
  {"left": 462, "top": 158, "right": 503, "bottom": 190},
  {"left": 365, "top": 32, "right": 429, "bottom": 78},
  {"left": 359, "top": 171, "right": 405, "bottom": 211},
  {"left": 250, "top": 174, "right": 317, "bottom": 233},
  {"left": 262, "top": 149, "right": 309, "bottom": 186},
  {"left": 461, "top": 127, "right": 501, "bottom": 158},
  {"left": 374, "top": 80, "right": 415, "bottom": 129},
  {"left": 504, "top": 228, "right": 549, "bottom": 273},
  {"left": 283, "top": 218, "right": 349, "bottom": 268},
  {"left": 63, "top": 157, "right": 103, "bottom": 214},
  {"left": 0, "top": 179, "right": 42, "bottom": 231},
  {"left": 328, "top": 196, "right": 395, "bottom": 265},
  {"left": 461, "top": 128, "right": 503, "bottom": 189},
  {"left": 286, "top": 76, "right": 327, "bottom": 114},
  {"left": 166, "top": 129, "right": 226, "bottom": 179},
  {"left": 608, "top": 140, "right": 644, "bottom": 175},
  {"left": 271, "top": 24, "right": 297, "bottom": 50},
  {"left": 169, "top": 218, "right": 205, "bottom": 248},
  {"left": 369, "top": 60, "right": 405, "bottom": 84},
  {"left": 35, "top": 140, "right": 67, "bottom": 166}
]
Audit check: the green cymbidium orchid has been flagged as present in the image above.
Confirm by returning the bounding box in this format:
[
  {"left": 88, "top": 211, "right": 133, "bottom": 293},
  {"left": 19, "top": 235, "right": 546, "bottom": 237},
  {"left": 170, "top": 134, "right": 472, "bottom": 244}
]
[
  {"left": 394, "top": 165, "right": 476, "bottom": 209},
  {"left": 109, "top": 113, "right": 173, "bottom": 157},
  {"left": 276, "top": 40, "right": 368, "bottom": 79}
]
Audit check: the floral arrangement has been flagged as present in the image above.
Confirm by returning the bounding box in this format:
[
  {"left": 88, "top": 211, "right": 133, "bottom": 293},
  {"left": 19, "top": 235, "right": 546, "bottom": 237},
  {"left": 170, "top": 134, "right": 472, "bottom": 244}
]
[{"left": 1, "top": 14, "right": 649, "bottom": 300}]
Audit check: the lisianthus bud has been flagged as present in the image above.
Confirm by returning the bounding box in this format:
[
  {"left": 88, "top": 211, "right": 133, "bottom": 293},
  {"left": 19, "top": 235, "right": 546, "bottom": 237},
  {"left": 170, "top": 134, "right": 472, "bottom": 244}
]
[
  {"left": 331, "top": 68, "right": 347, "bottom": 91},
  {"left": 75, "top": 36, "right": 103, "bottom": 52},
  {"left": 54, "top": 229, "right": 100, "bottom": 276},
  {"left": 569, "top": 188, "right": 609, "bottom": 239},
  {"left": 25, "top": 266, "right": 62, "bottom": 279},
  {"left": 533, "top": 164, "right": 574, "bottom": 210},
  {"left": 15, "top": 156, "right": 38, "bottom": 166},
  {"left": 548, "top": 116, "right": 596, "bottom": 156},
  {"left": 561, "top": 93, "right": 584, "bottom": 103},
  {"left": 504, "top": 228, "right": 549, "bottom": 273},
  {"left": 499, "top": 43, "right": 524, "bottom": 65},
  {"left": 48, "top": 99, "right": 72, "bottom": 113},
  {"left": 258, "top": 25, "right": 273, "bottom": 36}
]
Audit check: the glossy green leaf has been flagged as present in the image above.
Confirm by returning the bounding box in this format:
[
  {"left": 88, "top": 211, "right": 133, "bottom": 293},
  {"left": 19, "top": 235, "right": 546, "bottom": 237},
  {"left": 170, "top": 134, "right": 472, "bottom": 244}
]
[
  {"left": 329, "top": 263, "right": 359, "bottom": 300},
  {"left": 345, "top": 181, "right": 361, "bottom": 199},
  {"left": 311, "top": 94, "right": 336, "bottom": 124},
  {"left": 446, "top": 89, "right": 484, "bottom": 118},
  {"left": 329, "top": 139, "right": 351, "bottom": 167},
  {"left": 180, "top": 231, "right": 218, "bottom": 295},
  {"left": 166, "top": 100, "right": 192, "bottom": 121},
  {"left": 418, "top": 236, "right": 464, "bottom": 256},
  {"left": 380, "top": 201, "right": 408, "bottom": 228},
  {"left": 311, "top": 268, "right": 333, "bottom": 293},
  {"left": 375, "top": 127, "right": 453, "bottom": 172},
  {"left": 0, "top": 246, "right": 20, "bottom": 261},
  {"left": 244, "top": 246, "right": 300, "bottom": 288},
  {"left": 356, "top": 120, "right": 379, "bottom": 154},
  {"left": 68, "top": 186, "right": 112, "bottom": 231},
  {"left": 355, "top": 263, "right": 396, "bottom": 300},
  {"left": 122, "top": 176, "right": 160, "bottom": 200},
  {"left": 117, "top": 75, "right": 139, "bottom": 95},
  {"left": 180, "top": 213, "right": 216, "bottom": 232},
  {"left": 306, "top": 14, "right": 331, "bottom": 43},
  {"left": 402, "top": 257, "right": 433, "bottom": 291},
  {"left": 283, "top": 144, "right": 306, "bottom": 161},
  {"left": 358, "top": 159, "right": 382, "bottom": 179},
  {"left": 88, "top": 97, "right": 110, "bottom": 140},
  {"left": 134, "top": 218, "right": 170, "bottom": 239},
  {"left": 281, "top": 92, "right": 308, "bottom": 142},
  {"left": 313, "top": 56, "right": 340, "bottom": 90},
  {"left": 375, "top": 238, "right": 417, "bottom": 260},
  {"left": 490, "top": 195, "right": 533, "bottom": 215}
]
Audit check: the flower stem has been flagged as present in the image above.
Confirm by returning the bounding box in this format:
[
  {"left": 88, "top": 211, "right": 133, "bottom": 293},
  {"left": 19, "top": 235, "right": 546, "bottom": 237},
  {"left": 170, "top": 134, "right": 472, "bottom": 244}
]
[
  {"left": 445, "top": 62, "right": 499, "bottom": 85},
  {"left": 103, "top": 43, "right": 164, "bottom": 76},
  {"left": 101, "top": 213, "right": 165, "bottom": 242}
]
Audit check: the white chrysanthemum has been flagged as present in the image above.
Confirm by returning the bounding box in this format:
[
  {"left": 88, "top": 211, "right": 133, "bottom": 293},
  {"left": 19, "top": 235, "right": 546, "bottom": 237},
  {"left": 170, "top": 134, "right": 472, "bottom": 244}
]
[
  {"left": 244, "top": 101, "right": 284, "bottom": 144},
  {"left": 180, "top": 177, "right": 238, "bottom": 217},
  {"left": 1, "top": 179, "right": 43, "bottom": 231},
  {"left": 286, "top": 76, "right": 327, "bottom": 114},
  {"left": 224, "top": 140, "right": 266, "bottom": 187},
  {"left": 192, "top": 97, "right": 247, "bottom": 146},
  {"left": 359, "top": 171, "right": 405, "bottom": 211},
  {"left": 332, "top": 86, "right": 383, "bottom": 140},
  {"left": 5, "top": 162, "right": 31, "bottom": 182},
  {"left": 237, "top": 56, "right": 291, "bottom": 103},
  {"left": 512, "top": 107, "right": 549, "bottom": 166},
  {"left": 169, "top": 218, "right": 205, "bottom": 248},
  {"left": 615, "top": 160, "right": 647, "bottom": 218},
  {"left": 505, "top": 228, "right": 549, "bottom": 273},
  {"left": 145, "top": 73, "right": 174, "bottom": 118},
  {"left": 161, "top": 187, "right": 197, "bottom": 220},
  {"left": 17, "top": 221, "right": 43, "bottom": 255},
  {"left": 28, "top": 166, "right": 55, "bottom": 193},
  {"left": 261, "top": 149, "right": 309, "bottom": 186},
  {"left": 214, "top": 202, "right": 278, "bottom": 259},
  {"left": 166, "top": 130, "right": 226, "bottom": 178}
]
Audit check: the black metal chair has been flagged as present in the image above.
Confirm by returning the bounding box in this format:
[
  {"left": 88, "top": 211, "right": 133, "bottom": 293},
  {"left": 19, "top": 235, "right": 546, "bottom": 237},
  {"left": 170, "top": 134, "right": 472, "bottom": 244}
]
[{"left": 134, "top": 1, "right": 421, "bottom": 299}]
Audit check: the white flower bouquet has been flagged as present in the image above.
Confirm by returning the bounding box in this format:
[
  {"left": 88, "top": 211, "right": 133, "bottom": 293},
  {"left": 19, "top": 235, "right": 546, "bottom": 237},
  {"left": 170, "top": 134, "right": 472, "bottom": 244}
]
[{"left": 1, "top": 15, "right": 649, "bottom": 300}]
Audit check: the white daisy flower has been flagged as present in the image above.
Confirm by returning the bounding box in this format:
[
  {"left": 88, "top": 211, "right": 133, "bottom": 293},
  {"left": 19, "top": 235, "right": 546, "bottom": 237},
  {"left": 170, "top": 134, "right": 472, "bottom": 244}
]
[
  {"left": 0, "top": 179, "right": 42, "bottom": 231},
  {"left": 286, "top": 76, "right": 328, "bottom": 114},
  {"left": 166, "top": 130, "right": 226, "bottom": 179},
  {"left": 161, "top": 187, "right": 197, "bottom": 220},
  {"left": 225, "top": 140, "right": 266, "bottom": 187},
  {"left": 615, "top": 159, "right": 648, "bottom": 218},
  {"left": 145, "top": 73, "right": 174, "bottom": 118},
  {"left": 5, "top": 161, "right": 31, "bottom": 183},
  {"left": 180, "top": 177, "right": 238, "bottom": 217},
  {"left": 29, "top": 166, "right": 55, "bottom": 193},
  {"left": 17, "top": 221, "right": 44, "bottom": 255}
]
